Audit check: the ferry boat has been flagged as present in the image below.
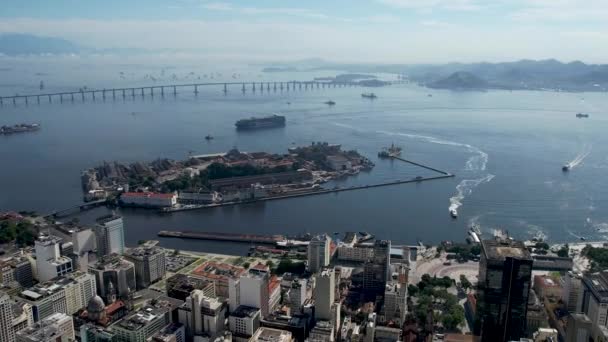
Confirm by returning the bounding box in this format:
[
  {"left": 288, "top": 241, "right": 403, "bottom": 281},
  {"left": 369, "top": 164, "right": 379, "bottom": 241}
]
[
  {"left": 450, "top": 208, "right": 458, "bottom": 218},
  {"left": 361, "top": 93, "right": 377, "bottom": 99},
  {"left": 235, "top": 114, "right": 286, "bottom": 130}
]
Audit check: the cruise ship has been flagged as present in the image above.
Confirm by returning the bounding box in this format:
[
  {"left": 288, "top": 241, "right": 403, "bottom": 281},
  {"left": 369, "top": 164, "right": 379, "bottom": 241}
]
[
  {"left": 0, "top": 123, "right": 40, "bottom": 135},
  {"left": 235, "top": 114, "right": 286, "bottom": 130}
]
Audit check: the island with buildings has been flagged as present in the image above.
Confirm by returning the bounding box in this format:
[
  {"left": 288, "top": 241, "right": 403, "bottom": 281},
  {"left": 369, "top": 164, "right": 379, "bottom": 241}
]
[
  {"left": 80, "top": 143, "right": 374, "bottom": 210},
  {"left": 0, "top": 207, "right": 607, "bottom": 342}
]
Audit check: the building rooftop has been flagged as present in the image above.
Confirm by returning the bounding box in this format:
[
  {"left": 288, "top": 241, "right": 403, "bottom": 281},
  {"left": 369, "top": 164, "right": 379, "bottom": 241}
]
[
  {"left": 92, "top": 253, "right": 134, "bottom": 271},
  {"left": 583, "top": 271, "right": 608, "bottom": 303},
  {"left": 125, "top": 243, "right": 164, "bottom": 258},
  {"left": 192, "top": 261, "right": 246, "bottom": 281},
  {"left": 16, "top": 313, "right": 71, "bottom": 341},
  {"left": 19, "top": 272, "right": 90, "bottom": 301},
  {"left": 122, "top": 192, "right": 176, "bottom": 199},
  {"left": 231, "top": 305, "right": 260, "bottom": 318},
  {"left": 115, "top": 301, "right": 172, "bottom": 331},
  {"left": 96, "top": 214, "right": 122, "bottom": 225},
  {"left": 35, "top": 234, "right": 62, "bottom": 246},
  {"left": 482, "top": 238, "right": 532, "bottom": 261},
  {"left": 251, "top": 327, "right": 292, "bottom": 342}
]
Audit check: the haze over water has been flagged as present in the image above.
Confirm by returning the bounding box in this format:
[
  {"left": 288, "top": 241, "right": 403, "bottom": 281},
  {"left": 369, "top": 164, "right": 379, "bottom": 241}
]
[{"left": 1, "top": 58, "right": 608, "bottom": 254}]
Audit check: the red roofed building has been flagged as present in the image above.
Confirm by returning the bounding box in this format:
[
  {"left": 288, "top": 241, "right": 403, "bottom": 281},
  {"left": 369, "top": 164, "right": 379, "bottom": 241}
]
[
  {"left": 192, "top": 261, "right": 246, "bottom": 297},
  {"left": 120, "top": 192, "right": 177, "bottom": 208},
  {"left": 268, "top": 276, "right": 281, "bottom": 313}
]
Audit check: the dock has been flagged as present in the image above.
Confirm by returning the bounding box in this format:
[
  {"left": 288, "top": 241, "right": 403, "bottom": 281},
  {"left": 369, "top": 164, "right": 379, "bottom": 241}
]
[
  {"left": 160, "top": 173, "right": 455, "bottom": 213},
  {"left": 158, "top": 230, "right": 285, "bottom": 245},
  {"left": 389, "top": 156, "right": 451, "bottom": 175}
]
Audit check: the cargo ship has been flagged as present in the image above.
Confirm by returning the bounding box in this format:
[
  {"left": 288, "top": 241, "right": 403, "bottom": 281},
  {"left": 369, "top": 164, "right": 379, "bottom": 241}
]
[
  {"left": 0, "top": 123, "right": 40, "bottom": 135},
  {"left": 235, "top": 114, "right": 286, "bottom": 130}
]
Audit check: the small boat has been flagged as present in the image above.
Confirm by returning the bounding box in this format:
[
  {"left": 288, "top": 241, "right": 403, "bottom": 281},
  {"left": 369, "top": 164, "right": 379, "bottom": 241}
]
[
  {"left": 576, "top": 113, "right": 589, "bottom": 118},
  {"left": 450, "top": 208, "right": 458, "bottom": 218},
  {"left": 361, "top": 93, "right": 377, "bottom": 99},
  {"left": 324, "top": 100, "right": 336, "bottom": 106},
  {"left": 205, "top": 135, "right": 214, "bottom": 140},
  {"left": 562, "top": 164, "right": 570, "bottom": 172}
]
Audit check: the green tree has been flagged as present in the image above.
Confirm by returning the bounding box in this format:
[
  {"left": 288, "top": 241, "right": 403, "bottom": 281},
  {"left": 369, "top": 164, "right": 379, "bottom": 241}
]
[
  {"left": 242, "top": 262, "right": 251, "bottom": 269},
  {"left": 408, "top": 284, "right": 419, "bottom": 297},
  {"left": 557, "top": 245, "right": 570, "bottom": 258},
  {"left": 460, "top": 274, "right": 472, "bottom": 291}
]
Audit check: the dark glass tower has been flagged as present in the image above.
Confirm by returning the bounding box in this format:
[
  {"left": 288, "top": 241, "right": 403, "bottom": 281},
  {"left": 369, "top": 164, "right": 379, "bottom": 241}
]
[{"left": 475, "top": 238, "right": 533, "bottom": 341}]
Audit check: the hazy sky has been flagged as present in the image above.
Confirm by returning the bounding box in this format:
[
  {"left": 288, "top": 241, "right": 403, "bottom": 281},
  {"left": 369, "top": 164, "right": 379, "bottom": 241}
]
[{"left": 1, "top": 0, "right": 607, "bottom": 63}]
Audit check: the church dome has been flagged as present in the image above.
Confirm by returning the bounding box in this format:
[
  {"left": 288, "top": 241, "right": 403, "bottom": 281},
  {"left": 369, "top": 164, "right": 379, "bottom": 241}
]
[{"left": 87, "top": 295, "right": 106, "bottom": 319}]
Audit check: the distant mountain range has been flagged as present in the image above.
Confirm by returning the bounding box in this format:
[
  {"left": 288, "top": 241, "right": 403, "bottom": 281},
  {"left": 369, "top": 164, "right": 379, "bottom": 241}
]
[
  {"left": 267, "top": 58, "right": 608, "bottom": 92},
  {"left": 408, "top": 59, "right": 608, "bottom": 91},
  {"left": 0, "top": 33, "right": 83, "bottom": 55}
]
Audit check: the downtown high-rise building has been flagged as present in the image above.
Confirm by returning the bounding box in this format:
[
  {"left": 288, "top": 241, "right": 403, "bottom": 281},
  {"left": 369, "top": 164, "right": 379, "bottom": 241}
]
[
  {"left": 314, "top": 267, "right": 335, "bottom": 321},
  {"left": 124, "top": 241, "right": 166, "bottom": 290},
  {"left": 34, "top": 234, "right": 73, "bottom": 282},
  {"left": 475, "top": 237, "right": 533, "bottom": 341},
  {"left": 363, "top": 240, "right": 392, "bottom": 298},
  {"left": 0, "top": 292, "right": 14, "bottom": 342},
  {"left": 95, "top": 215, "right": 125, "bottom": 257},
  {"left": 308, "top": 235, "right": 331, "bottom": 273}
]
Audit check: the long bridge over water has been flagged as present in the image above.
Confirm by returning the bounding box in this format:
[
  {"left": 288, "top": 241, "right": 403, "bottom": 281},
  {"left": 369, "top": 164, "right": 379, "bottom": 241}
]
[{"left": 0, "top": 80, "right": 403, "bottom": 107}]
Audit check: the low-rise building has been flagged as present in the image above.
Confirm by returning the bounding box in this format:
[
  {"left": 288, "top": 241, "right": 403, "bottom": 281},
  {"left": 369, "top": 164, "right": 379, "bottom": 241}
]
[
  {"left": 15, "top": 312, "right": 75, "bottom": 342},
  {"left": 192, "top": 261, "right": 246, "bottom": 298},
  {"left": 178, "top": 189, "right": 220, "bottom": 204},
  {"left": 120, "top": 192, "right": 177, "bottom": 208},
  {"left": 326, "top": 155, "right": 352, "bottom": 171}
]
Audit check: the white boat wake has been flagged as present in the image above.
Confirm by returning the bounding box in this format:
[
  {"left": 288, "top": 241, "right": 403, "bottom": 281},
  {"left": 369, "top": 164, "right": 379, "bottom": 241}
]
[
  {"left": 376, "top": 130, "right": 494, "bottom": 214},
  {"left": 566, "top": 144, "right": 592, "bottom": 169}
]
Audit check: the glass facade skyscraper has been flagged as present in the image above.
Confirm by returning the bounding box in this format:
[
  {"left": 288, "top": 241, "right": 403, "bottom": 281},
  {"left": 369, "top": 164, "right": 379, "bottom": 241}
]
[{"left": 95, "top": 215, "right": 125, "bottom": 257}]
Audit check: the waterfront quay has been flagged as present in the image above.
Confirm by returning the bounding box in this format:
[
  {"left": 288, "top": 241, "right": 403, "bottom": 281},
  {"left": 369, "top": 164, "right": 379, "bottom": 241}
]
[{"left": 160, "top": 173, "right": 455, "bottom": 213}]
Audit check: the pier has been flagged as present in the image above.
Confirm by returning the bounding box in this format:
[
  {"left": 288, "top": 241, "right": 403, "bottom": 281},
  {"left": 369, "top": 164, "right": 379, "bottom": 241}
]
[
  {"left": 44, "top": 199, "right": 108, "bottom": 219},
  {"left": 157, "top": 230, "right": 285, "bottom": 245},
  {"left": 160, "top": 173, "right": 455, "bottom": 213},
  {"left": 0, "top": 80, "right": 405, "bottom": 107},
  {"left": 389, "top": 156, "right": 451, "bottom": 175}
]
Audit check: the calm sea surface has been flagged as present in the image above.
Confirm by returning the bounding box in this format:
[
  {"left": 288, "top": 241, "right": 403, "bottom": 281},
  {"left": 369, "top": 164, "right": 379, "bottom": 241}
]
[{"left": 1, "top": 57, "right": 607, "bottom": 254}]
